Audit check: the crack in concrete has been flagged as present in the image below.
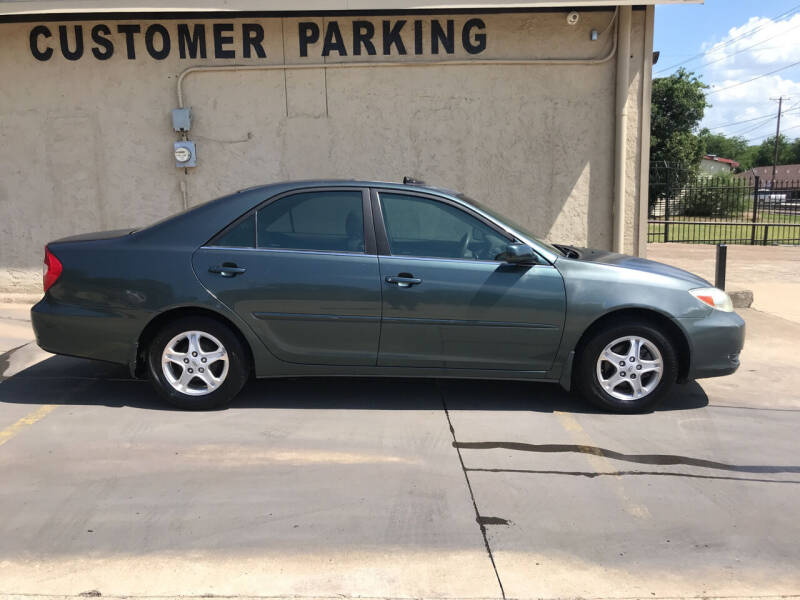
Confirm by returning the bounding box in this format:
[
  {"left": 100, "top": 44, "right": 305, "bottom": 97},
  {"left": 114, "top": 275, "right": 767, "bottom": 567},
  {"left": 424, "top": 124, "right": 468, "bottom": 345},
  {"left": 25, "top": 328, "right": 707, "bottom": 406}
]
[
  {"left": 438, "top": 386, "right": 506, "bottom": 600},
  {"left": 454, "top": 441, "right": 800, "bottom": 474},
  {"left": 465, "top": 467, "right": 800, "bottom": 485}
]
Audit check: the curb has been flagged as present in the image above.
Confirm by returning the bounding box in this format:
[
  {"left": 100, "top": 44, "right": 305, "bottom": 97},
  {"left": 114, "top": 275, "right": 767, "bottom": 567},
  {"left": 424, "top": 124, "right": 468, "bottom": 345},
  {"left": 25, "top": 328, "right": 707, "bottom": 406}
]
[{"left": 729, "top": 289, "right": 754, "bottom": 309}]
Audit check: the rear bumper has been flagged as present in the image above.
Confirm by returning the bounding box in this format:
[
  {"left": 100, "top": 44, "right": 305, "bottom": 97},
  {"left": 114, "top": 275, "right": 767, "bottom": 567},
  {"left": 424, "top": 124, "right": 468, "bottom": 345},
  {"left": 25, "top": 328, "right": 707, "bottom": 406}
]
[
  {"left": 679, "top": 310, "right": 746, "bottom": 380},
  {"left": 31, "top": 296, "right": 134, "bottom": 366}
]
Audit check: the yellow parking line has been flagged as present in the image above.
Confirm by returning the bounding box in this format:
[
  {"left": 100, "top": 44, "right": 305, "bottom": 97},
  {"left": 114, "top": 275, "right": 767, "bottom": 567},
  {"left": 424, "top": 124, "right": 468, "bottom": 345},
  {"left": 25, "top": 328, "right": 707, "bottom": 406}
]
[
  {"left": 555, "top": 411, "right": 651, "bottom": 520},
  {"left": 0, "top": 404, "right": 58, "bottom": 448}
]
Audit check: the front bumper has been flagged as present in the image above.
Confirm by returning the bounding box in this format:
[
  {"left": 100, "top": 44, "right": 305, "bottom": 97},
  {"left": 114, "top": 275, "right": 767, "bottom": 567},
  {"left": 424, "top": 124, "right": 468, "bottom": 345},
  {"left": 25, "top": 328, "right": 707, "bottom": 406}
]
[{"left": 679, "top": 310, "right": 746, "bottom": 380}]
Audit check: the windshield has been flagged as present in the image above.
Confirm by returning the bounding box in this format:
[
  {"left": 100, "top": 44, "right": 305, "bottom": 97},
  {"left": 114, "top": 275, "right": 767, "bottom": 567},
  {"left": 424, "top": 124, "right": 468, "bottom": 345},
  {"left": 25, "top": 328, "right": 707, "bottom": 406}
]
[{"left": 457, "top": 194, "right": 565, "bottom": 257}]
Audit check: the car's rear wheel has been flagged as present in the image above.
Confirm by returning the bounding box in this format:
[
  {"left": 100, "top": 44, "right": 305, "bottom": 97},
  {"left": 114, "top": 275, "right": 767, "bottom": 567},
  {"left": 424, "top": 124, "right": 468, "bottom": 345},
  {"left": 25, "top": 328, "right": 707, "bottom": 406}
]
[
  {"left": 575, "top": 320, "right": 678, "bottom": 413},
  {"left": 147, "top": 316, "right": 249, "bottom": 410}
]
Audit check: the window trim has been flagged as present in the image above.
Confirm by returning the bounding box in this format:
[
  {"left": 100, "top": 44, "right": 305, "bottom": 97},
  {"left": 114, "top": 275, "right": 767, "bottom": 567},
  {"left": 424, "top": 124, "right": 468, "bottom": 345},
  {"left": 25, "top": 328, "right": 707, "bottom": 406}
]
[
  {"left": 370, "top": 188, "right": 521, "bottom": 263},
  {"left": 205, "top": 186, "right": 375, "bottom": 255}
]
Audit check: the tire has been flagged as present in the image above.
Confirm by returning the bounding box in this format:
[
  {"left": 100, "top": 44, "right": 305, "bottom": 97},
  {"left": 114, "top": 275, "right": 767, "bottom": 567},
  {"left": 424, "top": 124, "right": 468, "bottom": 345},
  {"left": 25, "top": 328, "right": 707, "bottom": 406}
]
[
  {"left": 147, "top": 316, "right": 250, "bottom": 410},
  {"left": 574, "top": 319, "right": 679, "bottom": 414}
]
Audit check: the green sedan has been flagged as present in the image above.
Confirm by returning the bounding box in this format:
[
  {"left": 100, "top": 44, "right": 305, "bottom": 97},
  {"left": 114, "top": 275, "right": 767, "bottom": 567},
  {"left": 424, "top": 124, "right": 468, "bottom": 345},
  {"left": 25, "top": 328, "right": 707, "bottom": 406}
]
[{"left": 31, "top": 180, "right": 745, "bottom": 413}]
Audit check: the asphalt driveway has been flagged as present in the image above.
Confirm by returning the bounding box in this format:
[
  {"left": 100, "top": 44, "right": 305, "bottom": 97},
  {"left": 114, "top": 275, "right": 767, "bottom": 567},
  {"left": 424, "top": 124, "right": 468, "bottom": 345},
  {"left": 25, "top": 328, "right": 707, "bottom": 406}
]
[{"left": 1, "top": 307, "right": 799, "bottom": 600}]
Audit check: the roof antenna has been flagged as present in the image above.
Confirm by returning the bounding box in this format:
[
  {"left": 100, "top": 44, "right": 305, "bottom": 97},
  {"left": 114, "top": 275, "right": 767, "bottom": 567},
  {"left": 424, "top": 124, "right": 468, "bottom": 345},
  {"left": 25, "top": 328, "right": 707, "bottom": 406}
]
[{"left": 403, "top": 176, "right": 425, "bottom": 185}]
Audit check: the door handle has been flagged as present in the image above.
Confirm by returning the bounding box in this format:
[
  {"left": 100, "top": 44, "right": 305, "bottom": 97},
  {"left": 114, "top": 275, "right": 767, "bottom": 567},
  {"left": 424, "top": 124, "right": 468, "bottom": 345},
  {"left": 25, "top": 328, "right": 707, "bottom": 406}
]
[
  {"left": 209, "top": 264, "right": 247, "bottom": 277},
  {"left": 385, "top": 275, "right": 422, "bottom": 288}
]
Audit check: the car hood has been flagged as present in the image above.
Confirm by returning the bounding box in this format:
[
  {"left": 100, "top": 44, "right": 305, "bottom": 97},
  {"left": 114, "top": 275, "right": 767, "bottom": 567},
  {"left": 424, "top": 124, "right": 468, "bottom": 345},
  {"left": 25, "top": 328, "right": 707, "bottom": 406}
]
[{"left": 567, "top": 247, "right": 711, "bottom": 286}]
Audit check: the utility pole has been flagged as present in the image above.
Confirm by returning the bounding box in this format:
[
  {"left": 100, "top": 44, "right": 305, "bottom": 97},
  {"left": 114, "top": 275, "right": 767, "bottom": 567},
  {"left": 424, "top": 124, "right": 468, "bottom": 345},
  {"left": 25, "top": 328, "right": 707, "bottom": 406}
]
[{"left": 770, "top": 96, "right": 790, "bottom": 183}]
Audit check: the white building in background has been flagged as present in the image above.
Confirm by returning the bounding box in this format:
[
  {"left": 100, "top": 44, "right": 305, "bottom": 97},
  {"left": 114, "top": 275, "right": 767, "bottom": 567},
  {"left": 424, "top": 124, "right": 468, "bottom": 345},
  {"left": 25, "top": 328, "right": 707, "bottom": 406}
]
[{"left": 700, "top": 155, "right": 740, "bottom": 176}]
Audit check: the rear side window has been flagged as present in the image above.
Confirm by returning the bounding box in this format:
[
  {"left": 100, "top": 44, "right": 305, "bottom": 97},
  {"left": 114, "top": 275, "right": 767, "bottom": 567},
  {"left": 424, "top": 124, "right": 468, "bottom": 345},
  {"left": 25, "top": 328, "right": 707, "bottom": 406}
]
[
  {"left": 213, "top": 214, "right": 255, "bottom": 248},
  {"left": 257, "top": 191, "right": 364, "bottom": 253}
]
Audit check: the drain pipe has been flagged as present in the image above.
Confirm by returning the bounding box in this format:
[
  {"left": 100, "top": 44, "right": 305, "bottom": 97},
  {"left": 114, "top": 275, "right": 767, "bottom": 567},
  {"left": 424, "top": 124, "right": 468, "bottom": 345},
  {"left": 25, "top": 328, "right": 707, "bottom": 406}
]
[{"left": 613, "top": 5, "right": 632, "bottom": 254}]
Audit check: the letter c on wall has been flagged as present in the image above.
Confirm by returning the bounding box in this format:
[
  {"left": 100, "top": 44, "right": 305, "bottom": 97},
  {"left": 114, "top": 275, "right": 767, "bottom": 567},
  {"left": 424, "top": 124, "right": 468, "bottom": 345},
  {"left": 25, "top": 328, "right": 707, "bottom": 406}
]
[{"left": 30, "top": 25, "right": 53, "bottom": 61}]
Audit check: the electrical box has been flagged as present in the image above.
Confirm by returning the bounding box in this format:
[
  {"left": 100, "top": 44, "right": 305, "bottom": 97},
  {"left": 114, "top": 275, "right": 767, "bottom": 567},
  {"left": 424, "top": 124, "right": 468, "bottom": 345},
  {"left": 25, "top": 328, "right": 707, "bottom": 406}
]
[
  {"left": 174, "top": 141, "right": 197, "bottom": 168},
  {"left": 172, "top": 108, "right": 192, "bottom": 133}
]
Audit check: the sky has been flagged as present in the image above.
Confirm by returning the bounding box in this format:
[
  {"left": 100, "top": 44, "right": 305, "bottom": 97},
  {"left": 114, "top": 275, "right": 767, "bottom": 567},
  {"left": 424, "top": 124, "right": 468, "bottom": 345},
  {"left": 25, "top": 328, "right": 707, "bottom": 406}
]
[{"left": 654, "top": 0, "right": 800, "bottom": 150}]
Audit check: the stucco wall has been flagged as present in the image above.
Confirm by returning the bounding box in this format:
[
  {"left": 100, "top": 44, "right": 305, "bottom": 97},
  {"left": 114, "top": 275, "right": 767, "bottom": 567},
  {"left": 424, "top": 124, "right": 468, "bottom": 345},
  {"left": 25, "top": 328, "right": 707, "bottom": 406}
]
[{"left": 0, "top": 9, "right": 650, "bottom": 294}]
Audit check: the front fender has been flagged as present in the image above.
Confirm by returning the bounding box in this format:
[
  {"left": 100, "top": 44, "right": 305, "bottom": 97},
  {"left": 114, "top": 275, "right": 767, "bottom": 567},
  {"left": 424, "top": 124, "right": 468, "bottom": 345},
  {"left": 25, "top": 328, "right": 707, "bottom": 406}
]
[{"left": 550, "top": 258, "right": 710, "bottom": 384}]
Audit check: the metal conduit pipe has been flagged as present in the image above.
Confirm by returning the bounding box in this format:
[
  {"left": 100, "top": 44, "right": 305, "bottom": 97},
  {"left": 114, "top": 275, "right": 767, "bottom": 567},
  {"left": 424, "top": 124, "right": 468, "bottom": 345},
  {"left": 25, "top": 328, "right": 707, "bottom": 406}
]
[
  {"left": 613, "top": 5, "right": 632, "bottom": 254},
  {"left": 175, "top": 10, "right": 619, "bottom": 107}
]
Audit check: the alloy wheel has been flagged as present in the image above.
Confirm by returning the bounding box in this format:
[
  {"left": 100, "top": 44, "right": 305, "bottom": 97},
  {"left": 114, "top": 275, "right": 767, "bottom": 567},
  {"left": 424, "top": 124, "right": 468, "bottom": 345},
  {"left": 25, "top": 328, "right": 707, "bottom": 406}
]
[
  {"left": 161, "top": 330, "right": 229, "bottom": 396},
  {"left": 595, "top": 335, "right": 663, "bottom": 402}
]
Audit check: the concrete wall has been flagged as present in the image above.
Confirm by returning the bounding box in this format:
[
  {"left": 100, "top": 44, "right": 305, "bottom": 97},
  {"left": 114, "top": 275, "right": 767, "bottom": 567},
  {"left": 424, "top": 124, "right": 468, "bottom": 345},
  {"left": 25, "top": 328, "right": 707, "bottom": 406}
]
[{"left": 0, "top": 8, "right": 651, "bottom": 294}]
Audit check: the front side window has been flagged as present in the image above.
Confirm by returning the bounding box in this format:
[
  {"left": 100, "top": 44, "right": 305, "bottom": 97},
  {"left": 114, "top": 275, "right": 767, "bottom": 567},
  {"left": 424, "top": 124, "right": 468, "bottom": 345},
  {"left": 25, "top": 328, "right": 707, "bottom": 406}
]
[
  {"left": 257, "top": 191, "right": 364, "bottom": 253},
  {"left": 379, "top": 193, "right": 510, "bottom": 260}
]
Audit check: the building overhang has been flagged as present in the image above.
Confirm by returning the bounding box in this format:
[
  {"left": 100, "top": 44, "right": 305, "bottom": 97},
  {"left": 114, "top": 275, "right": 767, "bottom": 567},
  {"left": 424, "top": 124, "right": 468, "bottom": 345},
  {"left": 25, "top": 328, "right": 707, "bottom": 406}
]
[{"left": 0, "top": 0, "right": 703, "bottom": 17}]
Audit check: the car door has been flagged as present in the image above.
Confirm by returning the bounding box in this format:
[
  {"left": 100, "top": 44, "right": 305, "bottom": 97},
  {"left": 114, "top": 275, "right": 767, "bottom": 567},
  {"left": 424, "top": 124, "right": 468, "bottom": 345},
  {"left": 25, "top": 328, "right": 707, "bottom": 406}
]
[
  {"left": 372, "top": 189, "right": 566, "bottom": 372},
  {"left": 193, "top": 187, "right": 381, "bottom": 366}
]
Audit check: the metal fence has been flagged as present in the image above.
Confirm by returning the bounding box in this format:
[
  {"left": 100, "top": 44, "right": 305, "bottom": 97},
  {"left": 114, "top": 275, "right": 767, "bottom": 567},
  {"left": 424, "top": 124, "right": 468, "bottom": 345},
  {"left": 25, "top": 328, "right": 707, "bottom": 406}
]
[{"left": 647, "top": 165, "right": 800, "bottom": 245}]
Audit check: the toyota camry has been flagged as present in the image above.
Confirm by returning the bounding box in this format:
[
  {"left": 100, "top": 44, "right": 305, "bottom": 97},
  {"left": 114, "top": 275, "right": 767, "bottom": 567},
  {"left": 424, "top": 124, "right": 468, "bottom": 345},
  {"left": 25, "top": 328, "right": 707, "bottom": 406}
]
[{"left": 31, "top": 179, "right": 745, "bottom": 413}]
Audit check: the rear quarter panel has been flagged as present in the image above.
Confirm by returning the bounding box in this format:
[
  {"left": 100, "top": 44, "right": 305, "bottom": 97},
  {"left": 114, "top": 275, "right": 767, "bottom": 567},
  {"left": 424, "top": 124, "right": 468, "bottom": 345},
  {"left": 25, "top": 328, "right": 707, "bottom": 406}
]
[{"left": 33, "top": 187, "right": 284, "bottom": 370}]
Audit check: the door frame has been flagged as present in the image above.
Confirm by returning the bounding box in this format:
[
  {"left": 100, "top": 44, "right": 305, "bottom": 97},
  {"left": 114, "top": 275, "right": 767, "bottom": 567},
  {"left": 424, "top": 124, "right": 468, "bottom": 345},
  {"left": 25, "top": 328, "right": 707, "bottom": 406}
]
[
  {"left": 205, "top": 186, "right": 377, "bottom": 256},
  {"left": 369, "top": 187, "right": 544, "bottom": 263}
]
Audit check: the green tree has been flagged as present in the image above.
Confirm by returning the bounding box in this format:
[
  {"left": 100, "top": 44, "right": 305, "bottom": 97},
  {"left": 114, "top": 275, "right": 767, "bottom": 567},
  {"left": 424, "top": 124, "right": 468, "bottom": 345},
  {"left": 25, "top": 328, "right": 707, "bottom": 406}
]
[
  {"left": 788, "top": 137, "right": 800, "bottom": 165},
  {"left": 751, "top": 135, "right": 793, "bottom": 168},
  {"left": 736, "top": 145, "right": 758, "bottom": 172},
  {"left": 649, "top": 68, "right": 710, "bottom": 207},
  {"left": 698, "top": 129, "right": 750, "bottom": 169}
]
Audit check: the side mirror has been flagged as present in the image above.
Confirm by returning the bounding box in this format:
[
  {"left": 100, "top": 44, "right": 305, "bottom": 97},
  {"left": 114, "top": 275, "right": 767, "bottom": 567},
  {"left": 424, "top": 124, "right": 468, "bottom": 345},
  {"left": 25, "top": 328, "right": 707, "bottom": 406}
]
[{"left": 497, "top": 243, "right": 538, "bottom": 265}]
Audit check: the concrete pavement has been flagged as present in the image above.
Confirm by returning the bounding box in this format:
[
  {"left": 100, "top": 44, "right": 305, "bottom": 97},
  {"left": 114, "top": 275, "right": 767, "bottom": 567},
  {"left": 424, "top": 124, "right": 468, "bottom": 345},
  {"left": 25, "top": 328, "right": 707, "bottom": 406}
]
[
  {"left": 0, "top": 303, "right": 35, "bottom": 354},
  {"left": 1, "top": 304, "right": 799, "bottom": 600}
]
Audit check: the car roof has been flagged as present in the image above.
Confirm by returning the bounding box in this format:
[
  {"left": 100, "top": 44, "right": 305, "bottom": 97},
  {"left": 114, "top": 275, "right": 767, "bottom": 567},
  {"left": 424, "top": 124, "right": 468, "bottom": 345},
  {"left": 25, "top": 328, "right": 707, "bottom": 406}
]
[{"left": 237, "top": 179, "right": 459, "bottom": 197}]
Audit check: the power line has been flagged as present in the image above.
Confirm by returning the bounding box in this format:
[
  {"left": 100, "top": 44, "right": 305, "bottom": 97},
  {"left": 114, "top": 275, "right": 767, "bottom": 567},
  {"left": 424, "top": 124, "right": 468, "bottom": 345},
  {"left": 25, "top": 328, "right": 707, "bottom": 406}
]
[
  {"left": 707, "top": 58, "right": 800, "bottom": 95},
  {"left": 695, "top": 20, "right": 800, "bottom": 72},
  {"left": 704, "top": 108, "right": 800, "bottom": 137},
  {"left": 707, "top": 113, "right": 777, "bottom": 131},
  {"left": 655, "top": 4, "right": 800, "bottom": 74},
  {"left": 745, "top": 122, "right": 800, "bottom": 143},
  {"left": 730, "top": 118, "right": 781, "bottom": 138},
  {"left": 722, "top": 117, "right": 783, "bottom": 140},
  {"left": 706, "top": 105, "right": 800, "bottom": 130}
]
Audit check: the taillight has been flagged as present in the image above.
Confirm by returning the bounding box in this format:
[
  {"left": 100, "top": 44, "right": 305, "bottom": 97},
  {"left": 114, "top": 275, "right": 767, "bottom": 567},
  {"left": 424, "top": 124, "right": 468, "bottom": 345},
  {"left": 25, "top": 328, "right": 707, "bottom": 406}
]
[{"left": 43, "top": 246, "right": 63, "bottom": 292}]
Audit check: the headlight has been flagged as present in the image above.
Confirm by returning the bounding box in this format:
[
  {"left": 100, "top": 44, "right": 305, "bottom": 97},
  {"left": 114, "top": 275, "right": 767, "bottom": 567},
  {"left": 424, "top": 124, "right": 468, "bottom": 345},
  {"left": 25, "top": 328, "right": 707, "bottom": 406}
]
[{"left": 690, "top": 287, "right": 734, "bottom": 312}]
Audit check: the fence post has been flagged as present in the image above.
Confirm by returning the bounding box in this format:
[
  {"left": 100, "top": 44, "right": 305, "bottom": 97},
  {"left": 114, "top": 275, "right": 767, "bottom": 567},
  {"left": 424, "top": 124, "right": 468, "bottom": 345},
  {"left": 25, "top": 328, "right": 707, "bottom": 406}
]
[
  {"left": 750, "top": 175, "right": 760, "bottom": 245},
  {"left": 715, "top": 244, "right": 727, "bottom": 290},
  {"left": 664, "top": 171, "right": 672, "bottom": 243}
]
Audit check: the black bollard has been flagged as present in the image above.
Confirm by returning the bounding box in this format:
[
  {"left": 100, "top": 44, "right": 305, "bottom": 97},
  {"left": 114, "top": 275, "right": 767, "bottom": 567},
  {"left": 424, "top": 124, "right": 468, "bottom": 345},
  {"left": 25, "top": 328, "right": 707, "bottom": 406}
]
[{"left": 715, "top": 244, "right": 727, "bottom": 290}]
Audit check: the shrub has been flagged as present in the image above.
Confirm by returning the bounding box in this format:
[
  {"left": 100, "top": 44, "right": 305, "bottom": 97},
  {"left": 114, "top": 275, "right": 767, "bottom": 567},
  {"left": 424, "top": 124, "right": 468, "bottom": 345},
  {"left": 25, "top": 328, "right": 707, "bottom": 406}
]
[{"left": 680, "top": 173, "right": 750, "bottom": 217}]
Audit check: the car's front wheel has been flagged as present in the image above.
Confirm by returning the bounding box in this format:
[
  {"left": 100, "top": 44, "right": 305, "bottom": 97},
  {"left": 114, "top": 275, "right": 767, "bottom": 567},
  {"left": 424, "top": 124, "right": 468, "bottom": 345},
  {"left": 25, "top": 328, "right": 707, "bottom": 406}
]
[
  {"left": 575, "top": 320, "right": 678, "bottom": 413},
  {"left": 147, "top": 316, "right": 249, "bottom": 410}
]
